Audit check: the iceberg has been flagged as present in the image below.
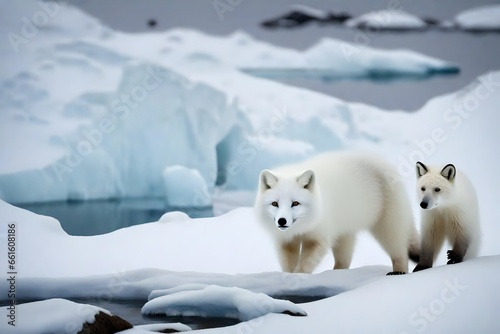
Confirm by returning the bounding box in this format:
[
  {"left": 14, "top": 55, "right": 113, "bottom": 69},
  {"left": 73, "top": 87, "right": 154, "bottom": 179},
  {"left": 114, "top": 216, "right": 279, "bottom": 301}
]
[
  {"left": 455, "top": 5, "right": 500, "bottom": 31},
  {"left": 0, "top": 0, "right": 463, "bottom": 205},
  {"left": 162, "top": 165, "right": 211, "bottom": 208},
  {"left": 345, "top": 10, "right": 427, "bottom": 31}
]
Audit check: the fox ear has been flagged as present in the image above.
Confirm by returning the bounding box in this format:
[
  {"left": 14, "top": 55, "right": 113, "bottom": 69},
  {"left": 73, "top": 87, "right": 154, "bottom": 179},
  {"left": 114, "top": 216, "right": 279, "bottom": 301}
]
[
  {"left": 441, "top": 164, "right": 456, "bottom": 181},
  {"left": 416, "top": 161, "right": 428, "bottom": 178},
  {"left": 297, "top": 170, "right": 315, "bottom": 190},
  {"left": 260, "top": 170, "right": 277, "bottom": 190}
]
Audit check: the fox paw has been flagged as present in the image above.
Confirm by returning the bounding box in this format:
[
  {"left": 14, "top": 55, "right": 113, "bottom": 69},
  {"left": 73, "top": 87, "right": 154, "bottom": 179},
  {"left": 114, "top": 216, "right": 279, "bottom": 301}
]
[
  {"left": 386, "top": 271, "right": 406, "bottom": 276},
  {"left": 413, "top": 264, "right": 431, "bottom": 272},
  {"left": 447, "top": 250, "right": 463, "bottom": 264}
]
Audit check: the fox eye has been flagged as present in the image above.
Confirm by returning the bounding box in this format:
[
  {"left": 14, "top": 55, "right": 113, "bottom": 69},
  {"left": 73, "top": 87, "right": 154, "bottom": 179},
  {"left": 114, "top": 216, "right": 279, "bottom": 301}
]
[
  {"left": 421, "top": 187, "right": 426, "bottom": 191},
  {"left": 271, "top": 201, "right": 279, "bottom": 207},
  {"left": 291, "top": 201, "right": 300, "bottom": 207},
  {"left": 434, "top": 188, "right": 441, "bottom": 192}
]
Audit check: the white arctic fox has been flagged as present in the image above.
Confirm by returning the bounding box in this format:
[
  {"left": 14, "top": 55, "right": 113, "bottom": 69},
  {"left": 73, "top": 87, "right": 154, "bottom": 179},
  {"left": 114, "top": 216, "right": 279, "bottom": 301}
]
[
  {"left": 254, "top": 151, "right": 420, "bottom": 275},
  {"left": 413, "top": 162, "right": 480, "bottom": 272}
]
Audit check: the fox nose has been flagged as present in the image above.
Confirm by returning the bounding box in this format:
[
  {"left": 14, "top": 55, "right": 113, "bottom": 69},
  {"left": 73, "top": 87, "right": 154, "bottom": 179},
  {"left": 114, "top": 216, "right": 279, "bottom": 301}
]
[
  {"left": 278, "top": 218, "right": 287, "bottom": 226},
  {"left": 420, "top": 202, "right": 428, "bottom": 209}
]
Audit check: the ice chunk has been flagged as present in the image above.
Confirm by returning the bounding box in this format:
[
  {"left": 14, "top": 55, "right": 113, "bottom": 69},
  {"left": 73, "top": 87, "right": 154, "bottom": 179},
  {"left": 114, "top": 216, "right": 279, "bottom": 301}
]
[
  {"left": 162, "top": 166, "right": 211, "bottom": 208},
  {"left": 455, "top": 5, "right": 500, "bottom": 31},
  {"left": 346, "top": 10, "right": 427, "bottom": 30},
  {"left": 142, "top": 285, "right": 307, "bottom": 321}
]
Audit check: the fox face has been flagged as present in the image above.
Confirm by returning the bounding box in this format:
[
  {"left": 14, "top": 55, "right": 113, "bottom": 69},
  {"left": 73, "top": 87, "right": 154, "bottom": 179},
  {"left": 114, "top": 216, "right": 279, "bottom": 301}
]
[
  {"left": 416, "top": 162, "right": 456, "bottom": 210},
  {"left": 258, "top": 169, "right": 318, "bottom": 232}
]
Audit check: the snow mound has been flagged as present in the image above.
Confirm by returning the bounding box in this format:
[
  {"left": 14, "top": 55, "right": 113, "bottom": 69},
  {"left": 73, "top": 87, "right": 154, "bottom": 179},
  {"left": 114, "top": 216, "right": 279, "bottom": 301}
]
[
  {"left": 149, "top": 284, "right": 209, "bottom": 300},
  {"left": 158, "top": 210, "right": 191, "bottom": 223},
  {"left": 163, "top": 166, "right": 211, "bottom": 208},
  {"left": 345, "top": 10, "right": 427, "bottom": 30},
  {"left": 455, "top": 5, "right": 500, "bottom": 31},
  {"left": 142, "top": 285, "right": 307, "bottom": 321},
  {"left": 0, "top": 298, "right": 110, "bottom": 334}
]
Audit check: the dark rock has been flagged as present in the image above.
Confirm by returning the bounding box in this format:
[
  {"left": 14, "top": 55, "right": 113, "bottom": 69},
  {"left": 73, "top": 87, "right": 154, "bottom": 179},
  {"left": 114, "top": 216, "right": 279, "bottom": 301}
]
[
  {"left": 262, "top": 10, "right": 352, "bottom": 29},
  {"left": 422, "top": 17, "right": 440, "bottom": 26},
  {"left": 262, "top": 11, "right": 317, "bottom": 28},
  {"left": 324, "top": 12, "right": 352, "bottom": 24},
  {"left": 148, "top": 19, "right": 157, "bottom": 28},
  {"left": 77, "top": 311, "right": 132, "bottom": 334}
]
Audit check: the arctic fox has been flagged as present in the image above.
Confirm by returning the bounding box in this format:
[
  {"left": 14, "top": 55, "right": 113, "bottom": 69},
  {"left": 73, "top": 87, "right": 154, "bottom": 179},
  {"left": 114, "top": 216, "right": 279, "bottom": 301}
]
[
  {"left": 413, "top": 162, "right": 480, "bottom": 272},
  {"left": 254, "top": 151, "right": 420, "bottom": 275}
]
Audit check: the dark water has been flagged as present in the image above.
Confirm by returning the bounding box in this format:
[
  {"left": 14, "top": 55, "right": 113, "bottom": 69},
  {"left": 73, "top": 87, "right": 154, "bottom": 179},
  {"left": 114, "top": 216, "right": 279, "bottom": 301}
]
[{"left": 17, "top": 198, "right": 212, "bottom": 236}]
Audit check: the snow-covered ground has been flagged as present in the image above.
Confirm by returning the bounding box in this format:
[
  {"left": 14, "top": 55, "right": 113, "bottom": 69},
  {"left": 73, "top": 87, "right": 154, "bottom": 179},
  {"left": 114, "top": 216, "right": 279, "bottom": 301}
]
[
  {"left": 0, "top": 197, "right": 499, "bottom": 333},
  {"left": 455, "top": 5, "right": 500, "bottom": 31},
  {"left": 0, "top": 0, "right": 460, "bottom": 206}
]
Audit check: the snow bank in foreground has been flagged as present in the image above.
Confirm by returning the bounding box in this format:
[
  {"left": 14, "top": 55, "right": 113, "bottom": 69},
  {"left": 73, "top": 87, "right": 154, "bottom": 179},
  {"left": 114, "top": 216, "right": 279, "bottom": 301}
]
[
  {"left": 142, "top": 285, "right": 306, "bottom": 321},
  {"left": 2, "top": 253, "right": 499, "bottom": 334},
  {"left": 345, "top": 10, "right": 427, "bottom": 30},
  {"left": 455, "top": 5, "right": 500, "bottom": 31},
  {"left": 205, "top": 256, "right": 500, "bottom": 334}
]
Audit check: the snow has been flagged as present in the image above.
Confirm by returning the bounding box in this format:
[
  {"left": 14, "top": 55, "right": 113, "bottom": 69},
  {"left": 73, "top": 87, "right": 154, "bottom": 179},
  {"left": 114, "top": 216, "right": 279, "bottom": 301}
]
[
  {"left": 345, "top": 10, "right": 427, "bottom": 30},
  {"left": 0, "top": 1, "right": 460, "bottom": 205},
  {"left": 163, "top": 166, "right": 211, "bottom": 207},
  {"left": 455, "top": 5, "right": 500, "bottom": 31},
  {"left": 0, "top": 298, "right": 108, "bottom": 334},
  {"left": 142, "top": 285, "right": 306, "bottom": 321}
]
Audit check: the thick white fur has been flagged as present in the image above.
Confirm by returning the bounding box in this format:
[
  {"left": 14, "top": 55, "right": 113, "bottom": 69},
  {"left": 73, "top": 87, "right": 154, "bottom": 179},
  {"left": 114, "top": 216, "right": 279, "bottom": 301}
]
[
  {"left": 254, "top": 151, "right": 419, "bottom": 274},
  {"left": 414, "top": 162, "right": 480, "bottom": 271}
]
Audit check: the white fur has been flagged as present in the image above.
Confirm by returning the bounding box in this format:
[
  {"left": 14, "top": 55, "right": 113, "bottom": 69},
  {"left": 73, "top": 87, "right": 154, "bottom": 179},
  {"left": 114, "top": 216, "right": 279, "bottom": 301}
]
[
  {"left": 414, "top": 162, "right": 480, "bottom": 271},
  {"left": 254, "top": 151, "right": 419, "bottom": 274}
]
